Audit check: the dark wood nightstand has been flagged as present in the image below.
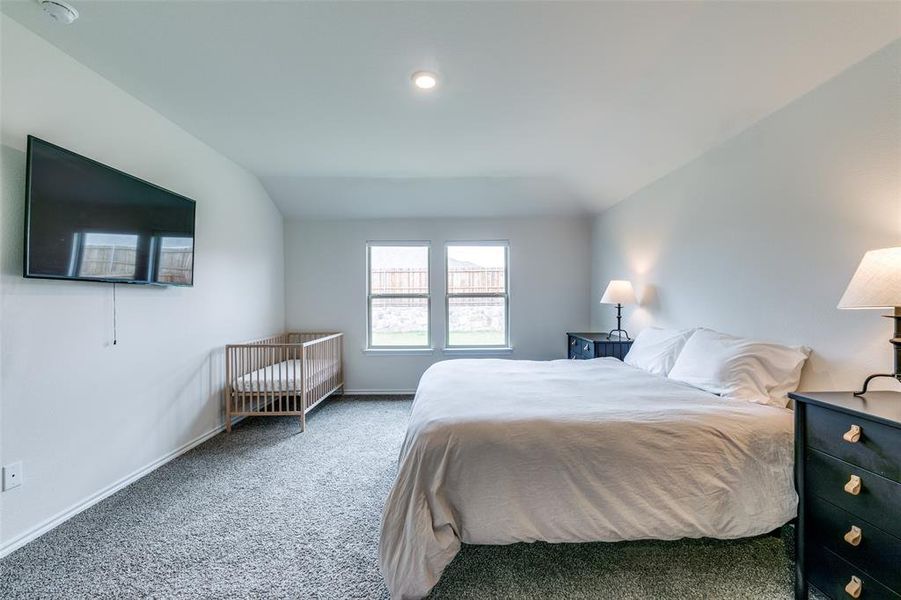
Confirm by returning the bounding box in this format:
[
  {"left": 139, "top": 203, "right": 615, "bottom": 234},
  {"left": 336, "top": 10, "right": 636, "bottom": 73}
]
[
  {"left": 788, "top": 391, "right": 901, "bottom": 600},
  {"left": 567, "top": 332, "right": 633, "bottom": 360}
]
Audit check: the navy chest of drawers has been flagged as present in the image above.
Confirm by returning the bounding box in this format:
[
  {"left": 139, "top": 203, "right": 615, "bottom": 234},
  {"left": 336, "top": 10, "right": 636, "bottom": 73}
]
[
  {"left": 567, "top": 332, "right": 633, "bottom": 360},
  {"left": 789, "top": 391, "right": 901, "bottom": 600}
]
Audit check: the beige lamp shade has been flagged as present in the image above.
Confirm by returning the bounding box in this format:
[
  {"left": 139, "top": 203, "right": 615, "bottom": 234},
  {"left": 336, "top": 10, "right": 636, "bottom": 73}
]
[
  {"left": 600, "top": 280, "right": 637, "bottom": 305},
  {"left": 838, "top": 247, "right": 901, "bottom": 309}
]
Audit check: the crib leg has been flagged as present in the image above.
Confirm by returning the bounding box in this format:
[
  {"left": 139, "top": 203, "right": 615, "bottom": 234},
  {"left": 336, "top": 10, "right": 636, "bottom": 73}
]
[
  {"left": 299, "top": 413, "right": 305, "bottom": 433},
  {"left": 226, "top": 417, "right": 232, "bottom": 433}
]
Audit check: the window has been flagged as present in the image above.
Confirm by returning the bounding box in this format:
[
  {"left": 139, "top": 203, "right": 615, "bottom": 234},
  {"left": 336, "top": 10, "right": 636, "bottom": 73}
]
[
  {"left": 76, "top": 233, "right": 139, "bottom": 279},
  {"left": 367, "top": 243, "right": 430, "bottom": 349},
  {"left": 155, "top": 236, "right": 194, "bottom": 285},
  {"left": 445, "top": 242, "right": 509, "bottom": 348}
]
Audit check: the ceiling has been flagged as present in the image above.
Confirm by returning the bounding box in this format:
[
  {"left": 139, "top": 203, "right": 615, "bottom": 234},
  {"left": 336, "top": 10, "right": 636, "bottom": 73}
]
[{"left": 3, "top": 1, "right": 900, "bottom": 219}]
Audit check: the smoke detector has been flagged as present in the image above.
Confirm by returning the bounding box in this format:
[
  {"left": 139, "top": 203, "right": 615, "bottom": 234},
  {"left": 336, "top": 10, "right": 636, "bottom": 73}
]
[{"left": 39, "top": 0, "right": 79, "bottom": 24}]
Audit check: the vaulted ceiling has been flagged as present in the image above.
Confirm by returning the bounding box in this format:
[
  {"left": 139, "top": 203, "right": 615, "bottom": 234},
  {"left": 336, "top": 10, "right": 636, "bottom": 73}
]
[{"left": 3, "top": 1, "right": 899, "bottom": 219}]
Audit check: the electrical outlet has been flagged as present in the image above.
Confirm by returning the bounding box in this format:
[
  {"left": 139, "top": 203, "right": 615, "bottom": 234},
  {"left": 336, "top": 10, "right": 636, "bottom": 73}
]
[{"left": 2, "top": 462, "right": 22, "bottom": 491}]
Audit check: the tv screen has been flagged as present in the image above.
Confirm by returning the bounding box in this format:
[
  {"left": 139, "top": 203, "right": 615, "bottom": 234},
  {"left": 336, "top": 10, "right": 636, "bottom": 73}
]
[{"left": 24, "top": 136, "right": 196, "bottom": 286}]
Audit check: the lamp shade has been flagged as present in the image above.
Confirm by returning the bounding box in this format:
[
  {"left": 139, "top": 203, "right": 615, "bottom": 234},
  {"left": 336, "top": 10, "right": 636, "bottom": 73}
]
[
  {"left": 600, "top": 280, "right": 637, "bottom": 305},
  {"left": 838, "top": 247, "right": 901, "bottom": 309}
]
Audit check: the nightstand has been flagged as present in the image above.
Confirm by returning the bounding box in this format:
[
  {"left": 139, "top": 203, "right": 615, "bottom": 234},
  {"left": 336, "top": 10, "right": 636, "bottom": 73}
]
[
  {"left": 567, "top": 332, "right": 633, "bottom": 360},
  {"left": 789, "top": 391, "right": 901, "bottom": 600}
]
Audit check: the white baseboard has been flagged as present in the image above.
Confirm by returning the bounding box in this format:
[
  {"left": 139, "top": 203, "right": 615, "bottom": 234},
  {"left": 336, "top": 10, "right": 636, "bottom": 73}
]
[
  {"left": 342, "top": 389, "right": 415, "bottom": 396},
  {"left": 0, "top": 417, "right": 241, "bottom": 559},
  {"left": 0, "top": 389, "right": 407, "bottom": 558}
]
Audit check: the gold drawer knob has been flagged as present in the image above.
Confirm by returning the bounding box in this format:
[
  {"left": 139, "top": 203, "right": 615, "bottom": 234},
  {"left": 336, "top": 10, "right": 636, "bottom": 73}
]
[
  {"left": 844, "top": 474, "right": 862, "bottom": 496},
  {"left": 843, "top": 424, "right": 862, "bottom": 443},
  {"left": 844, "top": 525, "right": 862, "bottom": 547},
  {"left": 845, "top": 575, "right": 862, "bottom": 598}
]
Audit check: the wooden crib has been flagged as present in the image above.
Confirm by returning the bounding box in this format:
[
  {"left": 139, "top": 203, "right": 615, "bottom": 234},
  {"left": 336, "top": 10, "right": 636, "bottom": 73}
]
[{"left": 224, "top": 332, "right": 344, "bottom": 432}]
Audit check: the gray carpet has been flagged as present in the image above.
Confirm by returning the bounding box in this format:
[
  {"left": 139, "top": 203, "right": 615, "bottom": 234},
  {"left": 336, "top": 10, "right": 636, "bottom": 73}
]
[{"left": 1, "top": 397, "right": 810, "bottom": 599}]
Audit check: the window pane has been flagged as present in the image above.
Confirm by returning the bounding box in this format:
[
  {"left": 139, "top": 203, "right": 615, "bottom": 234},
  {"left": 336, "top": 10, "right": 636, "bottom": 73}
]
[
  {"left": 370, "top": 245, "right": 429, "bottom": 294},
  {"left": 156, "top": 236, "right": 194, "bottom": 285},
  {"left": 448, "top": 296, "right": 506, "bottom": 346},
  {"left": 79, "top": 233, "right": 138, "bottom": 279},
  {"left": 370, "top": 297, "right": 429, "bottom": 347},
  {"left": 447, "top": 245, "right": 506, "bottom": 294}
]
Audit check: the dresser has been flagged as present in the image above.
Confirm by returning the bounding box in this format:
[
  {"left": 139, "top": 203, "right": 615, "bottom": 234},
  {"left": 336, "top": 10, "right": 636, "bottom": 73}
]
[
  {"left": 789, "top": 391, "right": 901, "bottom": 600},
  {"left": 567, "top": 332, "right": 633, "bottom": 360}
]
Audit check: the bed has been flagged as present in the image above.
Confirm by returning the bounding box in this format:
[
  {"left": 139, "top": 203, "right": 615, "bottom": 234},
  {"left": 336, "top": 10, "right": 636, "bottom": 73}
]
[
  {"left": 224, "top": 332, "right": 343, "bottom": 432},
  {"left": 378, "top": 357, "right": 797, "bottom": 600}
]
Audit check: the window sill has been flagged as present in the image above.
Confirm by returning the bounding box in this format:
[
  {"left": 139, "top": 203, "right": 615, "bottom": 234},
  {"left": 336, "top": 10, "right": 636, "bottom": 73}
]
[
  {"left": 363, "top": 347, "right": 435, "bottom": 356},
  {"left": 442, "top": 347, "right": 514, "bottom": 356}
]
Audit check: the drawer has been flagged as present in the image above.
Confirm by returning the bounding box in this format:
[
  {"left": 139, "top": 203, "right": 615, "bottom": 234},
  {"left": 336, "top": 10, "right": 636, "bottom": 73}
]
[
  {"left": 574, "top": 338, "right": 593, "bottom": 358},
  {"left": 808, "top": 496, "right": 901, "bottom": 591},
  {"left": 596, "top": 340, "right": 631, "bottom": 359},
  {"left": 808, "top": 545, "right": 900, "bottom": 600},
  {"left": 807, "top": 449, "right": 901, "bottom": 539},
  {"left": 568, "top": 336, "right": 581, "bottom": 359},
  {"left": 807, "top": 404, "right": 901, "bottom": 482}
]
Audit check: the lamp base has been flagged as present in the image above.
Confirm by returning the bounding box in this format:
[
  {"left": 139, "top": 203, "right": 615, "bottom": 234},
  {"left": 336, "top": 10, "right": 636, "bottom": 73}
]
[
  {"left": 853, "top": 312, "right": 901, "bottom": 396},
  {"left": 607, "top": 303, "right": 631, "bottom": 341},
  {"left": 606, "top": 328, "right": 631, "bottom": 341},
  {"left": 854, "top": 373, "right": 901, "bottom": 396}
]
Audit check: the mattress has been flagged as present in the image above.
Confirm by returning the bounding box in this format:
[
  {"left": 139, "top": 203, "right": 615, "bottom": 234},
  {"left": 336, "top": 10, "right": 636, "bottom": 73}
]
[
  {"left": 232, "top": 359, "right": 335, "bottom": 393},
  {"left": 379, "top": 358, "right": 797, "bottom": 600}
]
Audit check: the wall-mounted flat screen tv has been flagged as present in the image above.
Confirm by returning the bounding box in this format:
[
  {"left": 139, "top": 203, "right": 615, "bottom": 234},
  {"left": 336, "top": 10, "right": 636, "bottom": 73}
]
[{"left": 24, "top": 136, "right": 196, "bottom": 286}]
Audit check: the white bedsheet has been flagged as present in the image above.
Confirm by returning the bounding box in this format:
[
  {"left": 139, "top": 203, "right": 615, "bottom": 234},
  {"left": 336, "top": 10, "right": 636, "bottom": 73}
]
[
  {"left": 379, "top": 358, "right": 797, "bottom": 600},
  {"left": 232, "top": 359, "right": 335, "bottom": 393}
]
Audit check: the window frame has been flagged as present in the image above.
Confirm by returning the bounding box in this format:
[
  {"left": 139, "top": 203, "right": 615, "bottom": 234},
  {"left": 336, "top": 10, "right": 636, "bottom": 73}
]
[
  {"left": 365, "top": 241, "right": 432, "bottom": 351},
  {"left": 444, "top": 240, "right": 511, "bottom": 350}
]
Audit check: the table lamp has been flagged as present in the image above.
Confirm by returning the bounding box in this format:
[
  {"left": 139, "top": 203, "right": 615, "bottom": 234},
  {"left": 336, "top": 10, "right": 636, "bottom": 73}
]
[
  {"left": 600, "top": 280, "right": 637, "bottom": 341},
  {"left": 837, "top": 247, "right": 901, "bottom": 395}
]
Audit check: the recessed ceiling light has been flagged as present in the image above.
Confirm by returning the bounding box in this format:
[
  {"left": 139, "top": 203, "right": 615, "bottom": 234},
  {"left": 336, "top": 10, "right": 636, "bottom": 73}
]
[
  {"left": 39, "top": 0, "right": 79, "bottom": 24},
  {"left": 411, "top": 71, "right": 438, "bottom": 90}
]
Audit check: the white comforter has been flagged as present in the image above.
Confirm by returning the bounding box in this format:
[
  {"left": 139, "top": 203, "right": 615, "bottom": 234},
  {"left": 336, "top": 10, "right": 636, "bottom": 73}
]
[{"left": 379, "top": 358, "right": 797, "bottom": 599}]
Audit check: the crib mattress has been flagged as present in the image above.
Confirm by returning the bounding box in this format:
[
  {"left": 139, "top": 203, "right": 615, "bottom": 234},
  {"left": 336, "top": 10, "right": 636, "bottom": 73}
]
[{"left": 232, "top": 359, "right": 336, "bottom": 393}]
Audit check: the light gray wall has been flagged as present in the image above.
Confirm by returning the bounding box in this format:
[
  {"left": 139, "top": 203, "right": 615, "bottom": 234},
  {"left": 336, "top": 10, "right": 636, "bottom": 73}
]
[
  {"left": 0, "top": 17, "right": 286, "bottom": 552},
  {"left": 285, "top": 217, "right": 592, "bottom": 392},
  {"left": 591, "top": 40, "right": 901, "bottom": 391}
]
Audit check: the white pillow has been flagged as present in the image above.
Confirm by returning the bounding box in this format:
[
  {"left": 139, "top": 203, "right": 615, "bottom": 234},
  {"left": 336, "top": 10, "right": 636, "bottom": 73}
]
[
  {"left": 624, "top": 327, "right": 694, "bottom": 376},
  {"left": 667, "top": 328, "right": 810, "bottom": 408}
]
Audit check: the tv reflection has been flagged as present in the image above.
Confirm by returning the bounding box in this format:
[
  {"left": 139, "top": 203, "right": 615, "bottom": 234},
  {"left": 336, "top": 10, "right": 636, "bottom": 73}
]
[{"left": 72, "top": 231, "right": 193, "bottom": 285}]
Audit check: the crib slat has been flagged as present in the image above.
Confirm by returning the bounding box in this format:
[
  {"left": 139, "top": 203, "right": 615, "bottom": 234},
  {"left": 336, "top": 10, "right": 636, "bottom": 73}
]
[
  {"left": 271, "top": 344, "right": 276, "bottom": 413},
  {"left": 243, "top": 344, "right": 248, "bottom": 414},
  {"left": 291, "top": 345, "right": 296, "bottom": 415},
  {"left": 255, "top": 344, "right": 261, "bottom": 413},
  {"left": 281, "top": 346, "right": 284, "bottom": 412},
  {"left": 276, "top": 345, "right": 281, "bottom": 413},
  {"left": 268, "top": 345, "right": 273, "bottom": 413},
  {"left": 246, "top": 344, "right": 251, "bottom": 414},
  {"left": 301, "top": 343, "right": 307, "bottom": 430},
  {"left": 225, "top": 346, "right": 231, "bottom": 432},
  {"left": 258, "top": 344, "right": 262, "bottom": 413},
  {"left": 248, "top": 345, "right": 252, "bottom": 412},
  {"left": 262, "top": 344, "right": 267, "bottom": 411},
  {"left": 237, "top": 345, "right": 241, "bottom": 416},
  {"left": 245, "top": 344, "right": 250, "bottom": 414}
]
